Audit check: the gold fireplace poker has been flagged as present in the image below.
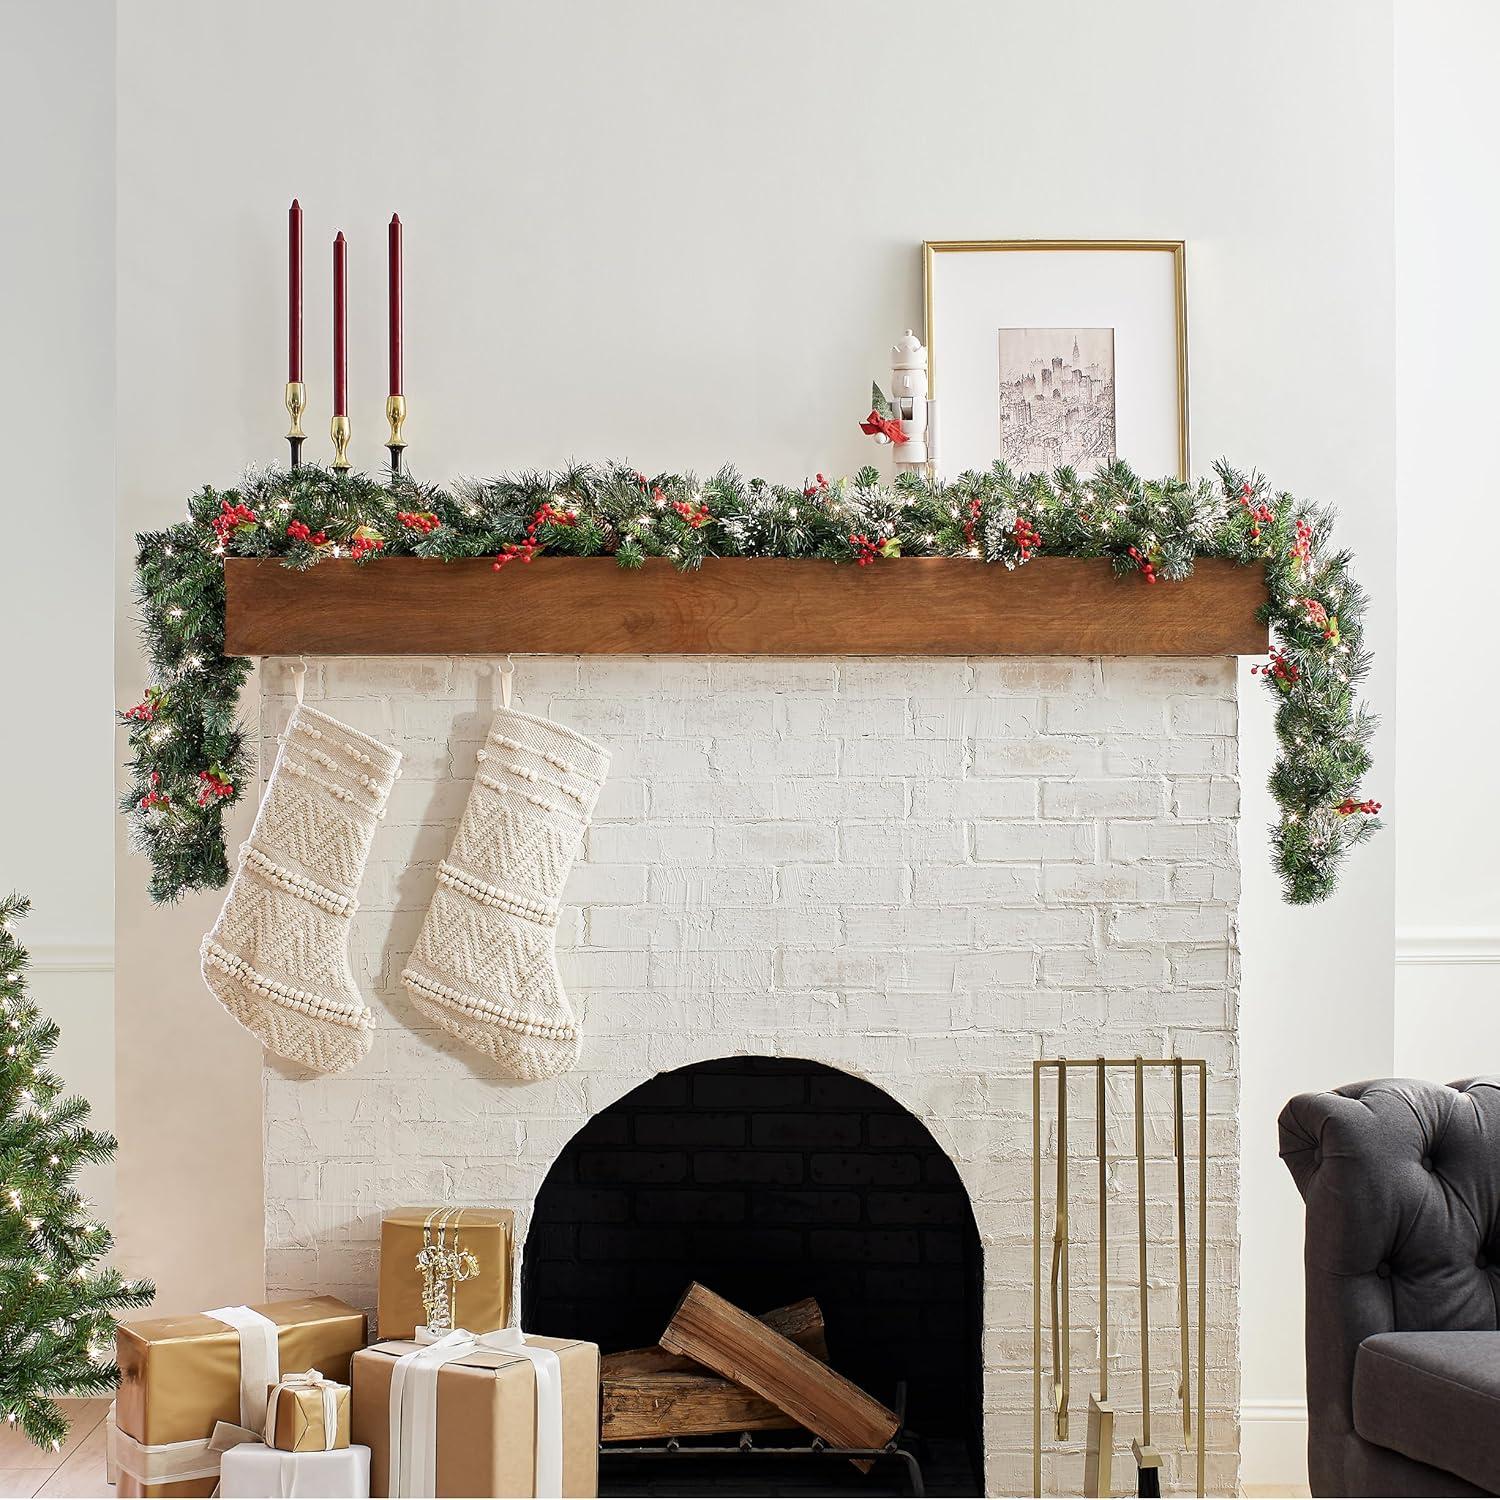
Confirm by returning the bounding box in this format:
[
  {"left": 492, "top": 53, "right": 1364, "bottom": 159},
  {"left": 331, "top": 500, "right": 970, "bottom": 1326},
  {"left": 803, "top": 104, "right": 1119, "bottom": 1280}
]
[
  {"left": 1049, "top": 1062, "right": 1070, "bottom": 1440},
  {"left": 1174, "top": 1058, "right": 1193, "bottom": 1444},
  {"left": 1132, "top": 1056, "right": 1163, "bottom": 1497},
  {"left": 1084, "top": 1059, "right": 1114, "bottom": 1499}
]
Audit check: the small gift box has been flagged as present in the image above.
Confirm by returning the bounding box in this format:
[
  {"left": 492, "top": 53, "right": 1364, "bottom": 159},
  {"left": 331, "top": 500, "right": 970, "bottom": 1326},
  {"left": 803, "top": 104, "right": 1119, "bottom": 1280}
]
[
  {"left": 377, "top": 1206, "right": 513, "bottom": 1340},
  {"left": 265, "top": 1370, "right": 351, "bottom": 1452},
  {"left": 110, "top": 1296, "right": 366, "bottom": 1498},
  {"left": 219, "top": 1441, "right": 371, "bottom": 1499},
  {"left": 352, "top": 1329, "right": 599, "bottom": 1498}
]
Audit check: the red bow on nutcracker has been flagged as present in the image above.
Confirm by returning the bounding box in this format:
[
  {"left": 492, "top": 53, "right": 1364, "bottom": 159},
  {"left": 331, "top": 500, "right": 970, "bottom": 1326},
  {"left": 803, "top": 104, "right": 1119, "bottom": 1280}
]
[
  {"left": 856, "top": 332, "right": 940, "bottom": 476},
  {"left": 859, "top": 401, "right": 908, "bottom": 446}
]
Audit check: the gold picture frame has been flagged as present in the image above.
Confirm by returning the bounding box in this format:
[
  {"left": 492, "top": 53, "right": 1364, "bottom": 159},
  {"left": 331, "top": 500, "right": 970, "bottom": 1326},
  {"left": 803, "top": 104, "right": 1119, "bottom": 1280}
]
[{"left": 922, "top": 239, "right": 1190, "bottom": 480}]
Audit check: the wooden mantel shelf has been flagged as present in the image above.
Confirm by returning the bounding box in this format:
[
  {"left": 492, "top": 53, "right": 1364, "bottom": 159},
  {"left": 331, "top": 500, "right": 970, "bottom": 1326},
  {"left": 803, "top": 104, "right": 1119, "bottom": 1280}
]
[{"left": 222, "top": 556, "right": 1268, "bottom": 657}]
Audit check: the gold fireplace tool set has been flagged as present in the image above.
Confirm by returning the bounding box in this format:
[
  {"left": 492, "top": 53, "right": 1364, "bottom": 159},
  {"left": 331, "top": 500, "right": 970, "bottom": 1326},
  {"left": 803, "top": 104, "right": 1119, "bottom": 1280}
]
[{"left": 1032, "top": 1057, "right": 1208, "bottom": 1498}]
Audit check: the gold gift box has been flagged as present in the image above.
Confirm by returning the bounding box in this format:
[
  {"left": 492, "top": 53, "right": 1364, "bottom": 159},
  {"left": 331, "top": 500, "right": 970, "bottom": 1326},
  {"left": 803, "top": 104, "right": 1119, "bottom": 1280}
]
[
  {"left": 352, "top": 1336, "right": 599, "bottom": 1498},
  {"left": 377, "top": 1206, "right": 513, "bottom": 1340},
  {"left": 265, "top": 1378, "right": 352, "bottom": 1452},
  {"left": 113, "top": 1295, "right": 366, "bottom": 1498}
]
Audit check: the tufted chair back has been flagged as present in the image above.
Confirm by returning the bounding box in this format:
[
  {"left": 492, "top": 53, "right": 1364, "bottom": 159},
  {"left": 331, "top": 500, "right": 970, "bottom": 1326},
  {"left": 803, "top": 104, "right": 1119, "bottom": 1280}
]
[{"left": 1279, "top": 1077, "right": 1500, "bottom": 1496}]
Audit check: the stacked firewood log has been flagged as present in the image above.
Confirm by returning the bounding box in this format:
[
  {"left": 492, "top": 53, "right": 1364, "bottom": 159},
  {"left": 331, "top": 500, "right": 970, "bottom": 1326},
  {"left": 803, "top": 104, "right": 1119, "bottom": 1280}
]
[{"left": 601, "top": 1283, "right": 900, "bottom": 1460}]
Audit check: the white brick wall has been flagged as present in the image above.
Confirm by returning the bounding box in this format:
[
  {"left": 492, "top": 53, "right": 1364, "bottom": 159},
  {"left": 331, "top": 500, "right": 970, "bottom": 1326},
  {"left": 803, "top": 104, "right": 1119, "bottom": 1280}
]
[{"left": 259, "top": 654, "right": 1242, "bottom": 1496}]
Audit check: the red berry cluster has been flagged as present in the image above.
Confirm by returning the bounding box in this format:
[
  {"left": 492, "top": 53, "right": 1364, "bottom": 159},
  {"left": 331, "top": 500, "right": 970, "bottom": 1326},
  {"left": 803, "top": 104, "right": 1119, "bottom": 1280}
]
[
  {"left": 139, "top": 770, "right": 170, "bottom": 811},
  {"left": 1252, "top": 647, "right": 1300, "bottom": 686},
  {"left": 492, "top": 540, "right": 541, "bottom": 571},
  {"left": 196, "top": 769, "right": 234, "bottom": 807},
  {"left": 210, "top": 499, "right": 257, "bottom": 544},
  {"left": 1295, "top": 595, "right": 1340, "bottom": 643},
  {"left": 1336, "top": 796, "right": 1382, "bottom": 817},
  {"left": 349, "top": 529, "right": 385, "bottom": 560},
  {"left": 1239, "top": 482, "right": 1274, "bottom": 541},
  {"left": 397, "top": 510, "right": 440, "bottom": 535},
  {"left": 672, "top": 498, "right": 711, "bottom": 529},
  {"left": 1013, "top": 517, "right": 1042, "bottom": 561},
  {"left": 1126, "top": 545, "right": 1158, "bottom": 584},
  {"left": 963, "top": 495, "right": 982, "bottom": 548},
  {"left": 124, "top": 698, "right": 156, "bottom": 723},
  {"left": 802, "top": 473, "right": 829, "bottom": 499},
  {"left": 848, "top": 533, "right": 883, "bottom": 567},
  {"left": 532, "top": 502, "right": 578, "bottom": 531},
  {"left": 1291, "top": 518, "right": 1313, "bottom": 571},
  {"left": 286, "top": 520, "right": 329, "bottom": 547}
]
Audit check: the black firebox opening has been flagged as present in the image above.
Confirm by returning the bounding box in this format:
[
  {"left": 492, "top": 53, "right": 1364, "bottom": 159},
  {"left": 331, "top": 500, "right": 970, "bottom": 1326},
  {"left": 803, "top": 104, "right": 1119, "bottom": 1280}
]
[{"left": 521, "top": 1056, "right": 983, "bottom": 1496}]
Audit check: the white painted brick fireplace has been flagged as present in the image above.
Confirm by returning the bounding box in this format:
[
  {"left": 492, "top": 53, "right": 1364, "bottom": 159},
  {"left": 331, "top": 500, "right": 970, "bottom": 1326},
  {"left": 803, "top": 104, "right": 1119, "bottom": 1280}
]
[{"left": 259, "top": 653, "right": 1242, "bottom": 1496}]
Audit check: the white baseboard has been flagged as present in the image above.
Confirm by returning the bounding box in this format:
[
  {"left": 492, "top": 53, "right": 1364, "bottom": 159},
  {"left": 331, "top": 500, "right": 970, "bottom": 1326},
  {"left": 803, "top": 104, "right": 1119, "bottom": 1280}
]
[{"left": 1241, "top": 1399, "right": 1308, "bottom": 1491}]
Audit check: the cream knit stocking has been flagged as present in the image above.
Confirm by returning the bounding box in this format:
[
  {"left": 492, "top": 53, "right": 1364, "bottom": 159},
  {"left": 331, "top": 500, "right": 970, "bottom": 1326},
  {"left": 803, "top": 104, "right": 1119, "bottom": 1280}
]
[
  {"left": 201, "top": 701, "right": 401, "bottom": 1074},
  {"left": 402, "top": 703, "right": 608, "bottom": 1081}
]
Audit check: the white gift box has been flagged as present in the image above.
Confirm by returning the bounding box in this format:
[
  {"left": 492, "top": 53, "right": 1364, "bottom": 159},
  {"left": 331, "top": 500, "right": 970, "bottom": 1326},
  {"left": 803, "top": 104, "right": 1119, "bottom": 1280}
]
[{"left": 219, "top": 1440, "right": 371, "bottom": 1499}]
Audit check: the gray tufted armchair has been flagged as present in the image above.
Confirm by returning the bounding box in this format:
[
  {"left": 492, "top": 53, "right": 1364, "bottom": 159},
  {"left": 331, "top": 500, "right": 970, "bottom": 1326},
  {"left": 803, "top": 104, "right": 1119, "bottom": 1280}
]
[{"left": 1279, "top": 1077, "right": 1500, "bottom": 1497}]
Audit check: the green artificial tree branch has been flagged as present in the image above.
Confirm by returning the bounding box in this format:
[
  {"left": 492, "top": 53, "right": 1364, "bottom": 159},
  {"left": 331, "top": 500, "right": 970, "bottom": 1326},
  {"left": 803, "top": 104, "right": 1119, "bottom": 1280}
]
[{"left": 0, "top": 895, "right": 154, "bottom": 1450}]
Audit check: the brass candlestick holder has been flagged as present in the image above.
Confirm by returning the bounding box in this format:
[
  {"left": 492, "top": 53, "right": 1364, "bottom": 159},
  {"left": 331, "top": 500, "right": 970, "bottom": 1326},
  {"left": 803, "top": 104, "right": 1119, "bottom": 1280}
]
[
  {"left": 284, "top": 381, "right": 307, "bottom": 468},
  {"left": 386, "top": 393, "right": 407, "bottom": 480},
  {"left": 1032, "top": 1056, "right": 1208, "bottom": 1499},
  {"left": 331, "top": 413, "right": 352, "bottom": 473}
]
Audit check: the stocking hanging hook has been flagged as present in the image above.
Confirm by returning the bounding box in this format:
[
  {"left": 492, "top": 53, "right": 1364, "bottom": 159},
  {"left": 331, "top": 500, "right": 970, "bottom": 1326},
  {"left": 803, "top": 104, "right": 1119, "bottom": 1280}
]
[{"left": 290, "top": 655, "right": 308, "bottom": 705}]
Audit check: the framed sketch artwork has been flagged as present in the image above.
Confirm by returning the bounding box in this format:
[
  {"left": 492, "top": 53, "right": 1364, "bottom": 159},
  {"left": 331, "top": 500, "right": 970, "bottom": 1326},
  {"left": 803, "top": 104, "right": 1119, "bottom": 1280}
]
[{"left": 922, "top": 240, "right": 1188, "bottom": 480}]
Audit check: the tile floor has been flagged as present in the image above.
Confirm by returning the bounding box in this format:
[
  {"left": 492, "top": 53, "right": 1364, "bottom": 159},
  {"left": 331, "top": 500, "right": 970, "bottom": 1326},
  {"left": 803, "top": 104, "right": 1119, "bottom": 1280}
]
[{"left": 0, "top": 1401, "right": 111, "bottom": 1499}]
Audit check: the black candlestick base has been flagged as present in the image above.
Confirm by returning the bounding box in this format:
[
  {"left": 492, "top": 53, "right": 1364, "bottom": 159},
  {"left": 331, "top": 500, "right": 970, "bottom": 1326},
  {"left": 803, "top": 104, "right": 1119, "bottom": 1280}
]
[
  {"left": 388, "top": 445, "right": 405, "bottom": 481},
  {"left": 288, "top": 435, "right": 305, "bottom": 470}
]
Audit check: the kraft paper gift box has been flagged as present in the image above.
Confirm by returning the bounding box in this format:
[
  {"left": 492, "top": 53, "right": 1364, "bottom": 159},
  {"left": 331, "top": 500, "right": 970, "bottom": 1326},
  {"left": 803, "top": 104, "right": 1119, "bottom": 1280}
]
[
  {"left": 351, "top": 1332, "right": 599, "bottom": 1498},
  {"left": 265, "top": 1371, "right": 352, "bottom": 1452},
  {"left": 377, "top": 1206, "right": 513, "bottom": 1339},
  {"left": 110, "top": 1295, "right": 366, "bottom": 1498}
]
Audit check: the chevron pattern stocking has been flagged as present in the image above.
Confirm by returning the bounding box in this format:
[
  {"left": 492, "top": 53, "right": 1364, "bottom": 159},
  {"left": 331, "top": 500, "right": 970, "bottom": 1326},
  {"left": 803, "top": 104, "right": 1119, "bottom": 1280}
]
[
  {"left": 402, "top": 704, "right": 609, "bottom": 1080},
  {"left": 201, "top": 703, "right": 401, "bottom": 1074}
]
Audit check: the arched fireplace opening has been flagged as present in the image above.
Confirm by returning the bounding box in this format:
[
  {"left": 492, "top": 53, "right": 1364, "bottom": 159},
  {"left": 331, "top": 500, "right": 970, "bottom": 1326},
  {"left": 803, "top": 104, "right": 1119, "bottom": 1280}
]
[{"left": 522, "top": 1056, "right": 983, "bottom": 1496}]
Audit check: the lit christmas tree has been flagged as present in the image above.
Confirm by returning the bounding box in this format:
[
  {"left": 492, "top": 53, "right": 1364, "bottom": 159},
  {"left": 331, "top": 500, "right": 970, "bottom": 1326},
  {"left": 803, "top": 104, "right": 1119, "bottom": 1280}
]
[{"left": 0, "top": 892, "right": 152, "bottom": 1449}]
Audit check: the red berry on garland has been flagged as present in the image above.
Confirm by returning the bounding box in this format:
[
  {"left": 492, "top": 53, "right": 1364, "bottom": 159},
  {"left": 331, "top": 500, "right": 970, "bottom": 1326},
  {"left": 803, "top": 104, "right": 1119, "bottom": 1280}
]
[
  {"left": 671, "top": 497, "right": 711, "bottom": 529},
  {"left": 210, "top": 499, "right": 258, "bottom": 545},
  {"left": 1252, "top": 647, "right": 1300, "bottom": 690},
  {"left": 1291, "top": 518, "right": 1314, "bottom": 572}
]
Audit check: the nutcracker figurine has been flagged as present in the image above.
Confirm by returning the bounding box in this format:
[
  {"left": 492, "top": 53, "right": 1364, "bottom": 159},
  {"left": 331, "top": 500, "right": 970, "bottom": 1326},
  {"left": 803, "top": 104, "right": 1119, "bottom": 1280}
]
[{"left": 860, "top": 331, "right": 941, "bottom": 477}]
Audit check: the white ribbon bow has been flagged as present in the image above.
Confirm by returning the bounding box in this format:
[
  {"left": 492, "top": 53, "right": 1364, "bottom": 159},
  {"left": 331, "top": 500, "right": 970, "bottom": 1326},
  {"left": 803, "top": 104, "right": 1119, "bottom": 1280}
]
[
  {"left": 387, "top": 1328, "right": 562, "bottom": 1500},
  {"left": 264, "top": 1369, "right": 344, "bottom": 1451}
]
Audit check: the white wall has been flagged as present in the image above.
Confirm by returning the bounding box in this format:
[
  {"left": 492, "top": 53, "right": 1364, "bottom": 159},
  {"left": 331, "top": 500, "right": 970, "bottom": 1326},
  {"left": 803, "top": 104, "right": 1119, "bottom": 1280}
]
[
  {"left": 104, "top": 1, "right": 1398, "bottom": 1485},
  {"left": 1392, "top": 0, "right": 1500, "bottom": 1081},
  {"left": 2, "top": 0, "right": 117, "bottom": 1220}
]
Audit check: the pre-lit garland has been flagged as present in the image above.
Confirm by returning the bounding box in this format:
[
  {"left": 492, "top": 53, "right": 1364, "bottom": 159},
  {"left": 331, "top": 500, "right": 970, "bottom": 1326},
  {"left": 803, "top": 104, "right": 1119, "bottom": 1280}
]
[{"left": 121, "top": 459, "right": 1379, "bottom": 906}]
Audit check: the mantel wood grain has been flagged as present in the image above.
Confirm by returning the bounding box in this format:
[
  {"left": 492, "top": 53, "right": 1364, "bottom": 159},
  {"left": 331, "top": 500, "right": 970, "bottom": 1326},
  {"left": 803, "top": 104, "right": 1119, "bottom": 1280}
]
[{"left": 223, "top": 556, "right": 1268, "bottom": 657}]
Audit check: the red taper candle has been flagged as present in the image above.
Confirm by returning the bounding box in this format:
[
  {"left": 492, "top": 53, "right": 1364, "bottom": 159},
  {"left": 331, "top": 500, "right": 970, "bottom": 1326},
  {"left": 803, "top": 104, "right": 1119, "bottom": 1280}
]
[
  {"left": 288, "top": 200, "right": 303, "bottom": 383},
  {"left": 388, "top": 214, "right": 403, "bottom": 397},
  {"left": 332, "top": 231, "right": 347, "bottom": 415}
]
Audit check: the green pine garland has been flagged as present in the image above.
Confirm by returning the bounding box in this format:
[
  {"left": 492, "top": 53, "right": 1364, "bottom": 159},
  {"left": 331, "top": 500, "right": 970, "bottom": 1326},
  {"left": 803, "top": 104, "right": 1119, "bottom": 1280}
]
[
  {"left": 0, "top": 894, "right": 154, "bottom": 1449},
  {"left": 122, "top": 458, "right": 1379, "bottom": 906}
]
